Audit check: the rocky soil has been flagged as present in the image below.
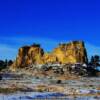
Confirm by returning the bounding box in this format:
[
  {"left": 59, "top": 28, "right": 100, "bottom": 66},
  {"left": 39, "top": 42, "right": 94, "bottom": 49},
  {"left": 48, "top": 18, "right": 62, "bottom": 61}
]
[{"left": 0, "top": 71, "right": 100, "bottom": 100}]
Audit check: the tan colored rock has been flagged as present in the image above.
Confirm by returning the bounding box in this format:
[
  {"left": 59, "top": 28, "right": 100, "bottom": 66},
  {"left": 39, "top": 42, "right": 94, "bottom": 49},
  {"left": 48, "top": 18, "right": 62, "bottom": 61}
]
[
  {"left": 12, "top": 44, "right": 44, "bottom": 69},
  {"left": 43, "top": 53, "right": 58, "bottom": 63},
  {"left": 52, "top": 41, "right": 88, "bottom": 64},
  {"left": 11, "top": 41, "right": 88, "bottom": 70}
]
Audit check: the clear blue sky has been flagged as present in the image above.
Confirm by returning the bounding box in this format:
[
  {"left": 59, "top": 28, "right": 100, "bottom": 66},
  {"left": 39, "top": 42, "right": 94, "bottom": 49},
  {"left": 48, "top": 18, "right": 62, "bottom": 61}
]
[{"left": 0, "top": 0, "right": 100, "bottom": 60}]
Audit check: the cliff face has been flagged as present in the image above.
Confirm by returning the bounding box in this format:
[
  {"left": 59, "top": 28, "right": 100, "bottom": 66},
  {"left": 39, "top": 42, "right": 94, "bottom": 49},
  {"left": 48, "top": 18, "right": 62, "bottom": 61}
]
[
  {"left": 11, "top": 41, "right": 88, "bottom": 70},
  {"left": 43, "top": 53, "right": 58, "bottom": 64},
  {"left": 12, "top": 44, "right": 44, "bottom": 70},
  {"left": 52, "top": 41, "right": 88, "bottom": 64}
]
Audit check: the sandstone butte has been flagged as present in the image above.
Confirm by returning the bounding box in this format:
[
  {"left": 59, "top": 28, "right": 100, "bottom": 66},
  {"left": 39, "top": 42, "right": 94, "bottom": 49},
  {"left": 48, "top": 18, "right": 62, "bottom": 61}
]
[{"left": 11, "top": 41, "right": 88, "bottom": 70}]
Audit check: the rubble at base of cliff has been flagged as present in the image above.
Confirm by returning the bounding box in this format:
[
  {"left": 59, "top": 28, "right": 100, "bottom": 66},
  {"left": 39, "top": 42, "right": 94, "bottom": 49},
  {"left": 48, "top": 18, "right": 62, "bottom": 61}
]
[{"left": 11, "top": 63, "right": 99, "bottom": 79}]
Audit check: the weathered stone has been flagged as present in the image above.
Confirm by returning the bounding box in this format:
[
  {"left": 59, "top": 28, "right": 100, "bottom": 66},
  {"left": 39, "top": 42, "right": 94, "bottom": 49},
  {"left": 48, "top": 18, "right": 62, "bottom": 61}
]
[
  {"left": 11, "top": 44, "right": 44, "bottom": 70},
  {"left": 52, "top": 41, "right": 88, "bottom": 64},
  {"left": 43, "top": 53, "right": 58, "bottom": 64},
  {"left": 11, "top": 41, "right": 88, "bottom": 71}
]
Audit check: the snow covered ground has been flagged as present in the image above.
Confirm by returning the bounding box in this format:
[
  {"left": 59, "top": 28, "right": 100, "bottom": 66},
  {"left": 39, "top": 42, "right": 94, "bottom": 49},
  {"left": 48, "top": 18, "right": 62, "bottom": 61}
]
[{"left": 0, "top": 92, "right": 100, "bottom": 100}]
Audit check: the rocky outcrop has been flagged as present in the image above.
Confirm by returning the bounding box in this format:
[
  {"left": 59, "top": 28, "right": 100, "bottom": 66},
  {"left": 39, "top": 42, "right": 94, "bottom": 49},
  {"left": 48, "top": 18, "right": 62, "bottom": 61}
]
[
  {"left": 43, "top": 53, "right": 58, "bottom": 64},
  {"left": 52, "top": 41, "right": 88, "bottom": 64},
  {"left": 11, "top": 41, "right": 88, "bottom": 70},
  {"left": 11, "top": 44, "right": 44, "bottom": 70}
]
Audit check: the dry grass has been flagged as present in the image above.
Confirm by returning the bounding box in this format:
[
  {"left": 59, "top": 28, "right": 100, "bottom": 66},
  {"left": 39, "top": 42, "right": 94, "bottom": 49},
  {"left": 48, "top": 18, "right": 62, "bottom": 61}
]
[
  {"left": 35, "top": 84, "right": 64, "bottom": 92},
  {"left": 97, "top": 87, "right": 100, "bottom": 90}
]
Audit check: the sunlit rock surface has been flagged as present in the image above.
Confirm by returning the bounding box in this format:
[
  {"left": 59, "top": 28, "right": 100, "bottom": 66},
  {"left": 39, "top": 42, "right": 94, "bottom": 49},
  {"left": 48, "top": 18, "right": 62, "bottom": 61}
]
[
  {"left": 11, "top": 44, "right": 44, "bottom": 70},
  {"left": 52, "top": 41, "right": 88, "bottom": 64},
  {"left": 11, "top": 41, "right": 88, "bottom": 71}
]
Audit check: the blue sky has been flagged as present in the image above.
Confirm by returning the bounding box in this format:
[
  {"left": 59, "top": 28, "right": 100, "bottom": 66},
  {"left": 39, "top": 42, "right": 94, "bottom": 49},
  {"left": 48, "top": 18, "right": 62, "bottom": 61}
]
[{"left": 0, "top": 0, "right": 100, "bottom": 60}]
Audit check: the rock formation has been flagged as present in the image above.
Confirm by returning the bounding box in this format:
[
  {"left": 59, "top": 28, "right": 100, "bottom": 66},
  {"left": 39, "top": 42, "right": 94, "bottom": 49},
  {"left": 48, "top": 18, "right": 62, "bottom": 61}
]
[
  {"left": 11, "top": 41, "right": 88, "bottom": 70},
  {"left": 43, "top": 53, "right": 58, "bottom": 64},
  {"left": 52, "top": 41, "right": 88, "bottom": 64},
  {"left": 11, "top": 44, "right": 44, "bottom": 70}
]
